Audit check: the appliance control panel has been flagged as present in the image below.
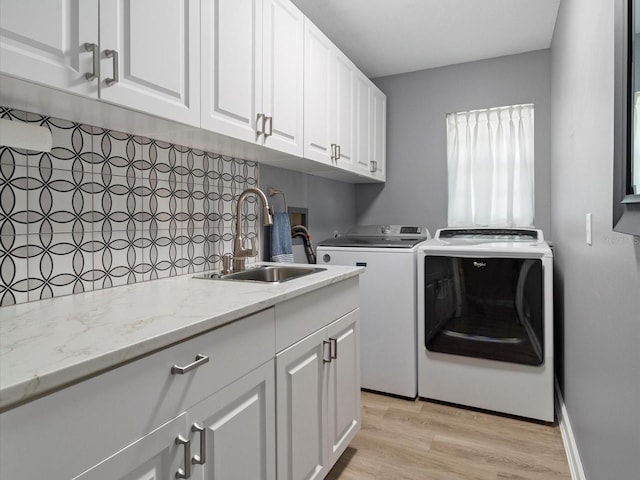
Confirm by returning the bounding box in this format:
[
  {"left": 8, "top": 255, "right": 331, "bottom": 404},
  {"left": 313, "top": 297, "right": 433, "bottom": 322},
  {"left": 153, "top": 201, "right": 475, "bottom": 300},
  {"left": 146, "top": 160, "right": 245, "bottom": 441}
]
[{"left": 347, "top": 225, "right": 430, "bottom": 238}]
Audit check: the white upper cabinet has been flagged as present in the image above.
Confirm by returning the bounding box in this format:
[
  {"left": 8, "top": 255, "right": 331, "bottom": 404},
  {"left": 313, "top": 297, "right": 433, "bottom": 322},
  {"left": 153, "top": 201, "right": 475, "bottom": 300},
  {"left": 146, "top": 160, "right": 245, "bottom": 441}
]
[
  {"left": 303, "top": 20, "right": 356, "bottom": 170},
  {"left": 352, "top": 73, "right": 386, "bottom": 180},
  {"left": 99, "top": 0, "right": 200, "bottom": 126},
  {"left": 303, "top": 20, "right": 334, "bottom": 165},
  {"left": 262, "top": 0, "right": 304, "bottom": 155},
  {"left": 201, "top": 0, "right": 263, "bottom": 143},
  {"left": 354, "top": 73, "right": 372, "bottom": 175},
  {"left": 0, "top": 0, "right": 200, "bottom": 126},
  {"left": 333, "top": 52, "right": 356, "bottom": 170},
  {"left": 370, "top": 85, "right": 387, "bottom": 181},
  {"left": 0, "top": 0, "right": 99, "bottom": 97},
  {"left": 202, "top": 0, "right": 303, "bottom": 156},
  {"left": 0, "top": 0, "right": 384, "bottom": 183}
]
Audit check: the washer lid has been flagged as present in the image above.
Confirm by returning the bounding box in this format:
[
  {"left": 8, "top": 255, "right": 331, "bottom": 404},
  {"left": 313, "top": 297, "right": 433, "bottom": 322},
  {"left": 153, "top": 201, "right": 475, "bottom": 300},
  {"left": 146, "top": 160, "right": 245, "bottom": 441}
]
[
  {"left": 318, "top": 224, "right": 431, "bottom": 248},
  {"left": 318, "top": 236, "right": 427, "bottom": 248}
]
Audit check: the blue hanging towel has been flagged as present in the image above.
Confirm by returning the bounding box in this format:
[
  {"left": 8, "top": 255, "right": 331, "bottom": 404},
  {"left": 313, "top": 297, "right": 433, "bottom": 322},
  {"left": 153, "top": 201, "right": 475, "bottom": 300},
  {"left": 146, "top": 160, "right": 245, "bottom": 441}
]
[{"left": 270, "top": 212, "right": 294, "bottom": 263}]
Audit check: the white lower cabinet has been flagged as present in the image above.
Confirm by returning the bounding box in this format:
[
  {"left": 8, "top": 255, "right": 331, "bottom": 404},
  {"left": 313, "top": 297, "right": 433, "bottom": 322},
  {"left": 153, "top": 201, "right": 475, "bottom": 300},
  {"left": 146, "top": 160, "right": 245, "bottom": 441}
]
[
  {"left": 73, "top": 413, "right": 189, "bottom": 480},
  {"left": 326, "top": 311, "right": 361, "bottom": 466},
  {"left": 0, "top": 308, "right": 276, "bottom": 479},
  {"left": 276, "top": 327, "right": 328, "bottom": 480},
  {"left": 0, "top": 278, "right": 361, "bottom": 480},
  {"left": 74, "top": 361, "right": 275, "bottom": 480},
  {"left": 276, "top": 309, "right": 360, "bottom": 480},
  {"left": 189, "top": 361, "right": 276, "bottom": 480}
]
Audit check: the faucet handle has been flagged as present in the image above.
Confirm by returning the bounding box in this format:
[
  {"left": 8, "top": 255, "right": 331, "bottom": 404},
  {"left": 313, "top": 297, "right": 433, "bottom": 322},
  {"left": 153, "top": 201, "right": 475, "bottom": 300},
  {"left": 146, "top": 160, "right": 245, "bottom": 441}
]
[
  {"left": 221, "top": 254, "right": 232, "bottom": 274},
  {"left": 247, "top": 237, "right": 258, "bottom": 257}
]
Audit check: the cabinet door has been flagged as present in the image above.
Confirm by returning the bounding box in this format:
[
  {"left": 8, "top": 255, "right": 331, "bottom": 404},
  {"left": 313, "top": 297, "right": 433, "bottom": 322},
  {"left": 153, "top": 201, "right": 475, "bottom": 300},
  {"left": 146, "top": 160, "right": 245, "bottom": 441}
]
[
  {"left": 73, "top": 413, "right": 189, "bottom": 480},
  {"left": 262, "top": 0, "right": 304, "bottom": 156},
  {"left": 276, "top": 328, "right": 328, "bottom": 480},
  {"left": 333, "top": 52, "right": 356, "bottom": 170},
  {"left": 303, "top": 19, "right": 334, "bottom": 165},
  {"left": 354, "top": 73, "right": 372, "bottom": 174},
  {"left": 189, "top": 361, "right": 275, "bottom": 480},
  {"left": 99, "top": 0, "right": 200, "bottom": 126},
  {"left": 201, "top": 0, "right": 263, "bottom": 141},
  {"left": 0, "top": 0, "right": 98, "bottom": 97},
  {"left": 371, "top": 86, "right": 387, "bottom": 180},
  {"left": 326, "top": 309, "right": 361, "bottom": 466}
]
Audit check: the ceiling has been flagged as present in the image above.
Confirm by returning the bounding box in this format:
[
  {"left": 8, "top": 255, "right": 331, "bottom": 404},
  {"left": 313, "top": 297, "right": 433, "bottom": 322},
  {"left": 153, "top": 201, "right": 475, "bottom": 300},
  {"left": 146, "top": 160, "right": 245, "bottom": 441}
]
[{"left": 290, "top": 0, "right": 561, "bottom": 78}]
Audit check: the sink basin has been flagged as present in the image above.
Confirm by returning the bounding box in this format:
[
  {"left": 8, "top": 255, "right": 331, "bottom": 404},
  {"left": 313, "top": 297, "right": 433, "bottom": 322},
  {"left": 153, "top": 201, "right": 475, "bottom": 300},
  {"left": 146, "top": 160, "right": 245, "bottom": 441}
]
[{"left": 194, "top": 265, "right": 326, "bottom": 284}]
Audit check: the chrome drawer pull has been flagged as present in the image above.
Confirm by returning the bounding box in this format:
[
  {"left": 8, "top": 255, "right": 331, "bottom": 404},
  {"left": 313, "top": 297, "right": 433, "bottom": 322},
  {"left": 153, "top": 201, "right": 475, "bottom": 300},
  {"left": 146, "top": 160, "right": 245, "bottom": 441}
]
[
  {"left": 265, "top": 116, "right": 273, "bottom": 137},
  {"left": 256, "top": 113, "right": 265, "bottom": 136},
  {"left": 191, "top": 423, "right": 206, "bottom": 465},
  {"left": 171, "top": 354, "right": 210, "bottom": 374},
  {"left": 323, "top": 339, "right": 332, "bottom": 363},
  {"left": 175, "top": 435, "right": 191, "bottom": 479},
  {"left": 104, "top": 49, "right": 119, "bottom": 86},
  {"left": 84, "top": 42, "right": 99, "bottom": 81},
  {"left": 329, "top": 337, "right": 338, "bottom": 359}
]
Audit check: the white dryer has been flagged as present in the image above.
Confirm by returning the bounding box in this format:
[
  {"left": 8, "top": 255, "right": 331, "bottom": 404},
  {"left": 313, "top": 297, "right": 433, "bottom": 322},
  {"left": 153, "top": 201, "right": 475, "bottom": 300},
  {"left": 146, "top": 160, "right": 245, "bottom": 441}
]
[
  {"left": 417, "top": 227, "right": 554, "bottom": 421},
  {"left": 317, "top": 225, "right": 431, "bottom": 398}
]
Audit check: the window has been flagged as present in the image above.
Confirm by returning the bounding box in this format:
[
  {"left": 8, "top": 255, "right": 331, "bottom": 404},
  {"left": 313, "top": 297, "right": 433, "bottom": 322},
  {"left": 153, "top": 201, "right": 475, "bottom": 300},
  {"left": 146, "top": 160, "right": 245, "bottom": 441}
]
[{"left": 446, "top": 103, "right": 535, "bottom": 227}]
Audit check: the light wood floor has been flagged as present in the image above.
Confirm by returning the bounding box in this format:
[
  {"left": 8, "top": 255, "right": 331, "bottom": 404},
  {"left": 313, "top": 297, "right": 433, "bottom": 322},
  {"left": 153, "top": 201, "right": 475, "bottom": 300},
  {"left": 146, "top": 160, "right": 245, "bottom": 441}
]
[{"left": 327, "top": 391, "right": 572, "bottom": 480}]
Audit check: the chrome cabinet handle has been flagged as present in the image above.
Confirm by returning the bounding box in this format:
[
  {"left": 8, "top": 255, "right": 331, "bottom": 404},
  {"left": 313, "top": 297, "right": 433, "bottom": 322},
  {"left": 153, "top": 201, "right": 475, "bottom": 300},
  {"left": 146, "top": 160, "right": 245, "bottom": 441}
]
[
  {"left": 84, "top": 43, "right": 99, "bottom": 81},
  {"left": 329, "top": 337, "right": 338, "bottom": 359},
  {"left": 336, "top": 145, "right": 341, "bottom": 160},
  {"left": 265, "top": 116, "right": 273, "bottom": 137},
  {"left": 330, "top": 144, "right": 337, "bottom": 163},
  {"left": 322, "top": 339, "right": 332, "bottom": 363},
  {"left": 256, "top": 113, "right": 265, "bottom": 136},
  {"left": 175, "top": 435, "right": 191, "bottom": 479},
  {"left": 104, "top": 49, "right": 119, "bottom": 86},
  {"left": 191, "top": 423, "right": 206, "bottom": 466},
  {"left": 171, "top": 353, "right": 210, "bottom": 374},
  {"left": 370, "top": 160, "right": 377, "bottom": 173}
]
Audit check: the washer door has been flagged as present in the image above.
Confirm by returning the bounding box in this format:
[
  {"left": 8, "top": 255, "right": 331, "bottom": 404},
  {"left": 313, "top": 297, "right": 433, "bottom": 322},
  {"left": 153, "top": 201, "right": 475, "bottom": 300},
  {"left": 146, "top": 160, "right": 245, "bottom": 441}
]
[{"left": 424, "top": 255, "right": 544, "bottom": 365}]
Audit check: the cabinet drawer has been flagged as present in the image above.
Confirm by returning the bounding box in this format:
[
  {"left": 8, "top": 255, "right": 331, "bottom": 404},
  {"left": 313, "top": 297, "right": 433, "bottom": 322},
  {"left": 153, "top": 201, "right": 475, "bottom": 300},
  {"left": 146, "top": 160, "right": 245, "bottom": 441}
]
[
  {"left": 275, "top": 277, "right": 359, "bottom": 352},
  {"left": 0, "top": 308, "right": 275, "bottom": 480}
]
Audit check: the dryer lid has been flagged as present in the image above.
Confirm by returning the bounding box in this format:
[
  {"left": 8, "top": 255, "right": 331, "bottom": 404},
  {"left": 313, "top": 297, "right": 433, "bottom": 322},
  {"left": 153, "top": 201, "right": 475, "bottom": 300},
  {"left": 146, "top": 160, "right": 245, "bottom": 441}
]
[{"left": 437, "top": 228, "right": 541, "bottom": 241}]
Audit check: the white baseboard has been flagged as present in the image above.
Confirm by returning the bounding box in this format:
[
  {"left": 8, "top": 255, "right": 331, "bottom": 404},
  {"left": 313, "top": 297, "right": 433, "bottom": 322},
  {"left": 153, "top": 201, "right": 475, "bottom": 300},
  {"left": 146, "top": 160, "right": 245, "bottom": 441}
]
[{"left": 555, "top": 377, "right": 587, "bottom": 480}]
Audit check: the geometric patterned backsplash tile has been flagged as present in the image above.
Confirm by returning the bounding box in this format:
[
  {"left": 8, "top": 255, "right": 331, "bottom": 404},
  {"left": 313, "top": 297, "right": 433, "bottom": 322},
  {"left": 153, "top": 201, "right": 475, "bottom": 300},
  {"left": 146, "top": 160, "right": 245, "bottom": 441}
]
[{"left": 0, "top": 106, "right": 259, "bottom": 306}]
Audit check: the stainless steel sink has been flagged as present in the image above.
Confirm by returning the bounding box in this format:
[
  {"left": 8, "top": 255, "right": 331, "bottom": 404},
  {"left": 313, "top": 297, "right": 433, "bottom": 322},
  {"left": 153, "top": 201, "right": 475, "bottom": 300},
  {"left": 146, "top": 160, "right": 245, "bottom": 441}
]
[{"left": 193, "top": 265, "right": 326, "bottom": 284}]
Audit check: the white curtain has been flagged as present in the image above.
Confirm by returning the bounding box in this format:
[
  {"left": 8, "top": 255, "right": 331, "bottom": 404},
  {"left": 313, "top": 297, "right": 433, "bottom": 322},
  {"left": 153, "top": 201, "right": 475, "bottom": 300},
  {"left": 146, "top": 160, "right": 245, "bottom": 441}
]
[{"left": 446, "top": 104, "right": 535, "bottom": 227}]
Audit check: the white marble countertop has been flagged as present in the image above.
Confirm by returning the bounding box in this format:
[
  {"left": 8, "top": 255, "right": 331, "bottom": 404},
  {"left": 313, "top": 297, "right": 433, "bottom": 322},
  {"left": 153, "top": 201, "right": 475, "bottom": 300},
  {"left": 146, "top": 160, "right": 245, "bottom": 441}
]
[{"left": 0, "top": 263, "right": 363, "bottom": 412}]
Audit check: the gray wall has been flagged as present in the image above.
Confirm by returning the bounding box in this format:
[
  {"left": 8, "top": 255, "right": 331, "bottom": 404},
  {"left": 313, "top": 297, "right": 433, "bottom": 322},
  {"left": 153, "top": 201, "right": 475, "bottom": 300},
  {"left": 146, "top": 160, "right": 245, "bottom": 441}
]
[
  {"left": 356, "top": 50, "right": 552, "bottom": 237},
  {"left": 259, "top": 164, "right": 356, "bottom": 259},
  {"left": 551, "top": 0, "right": 640, "bottom": 478}
]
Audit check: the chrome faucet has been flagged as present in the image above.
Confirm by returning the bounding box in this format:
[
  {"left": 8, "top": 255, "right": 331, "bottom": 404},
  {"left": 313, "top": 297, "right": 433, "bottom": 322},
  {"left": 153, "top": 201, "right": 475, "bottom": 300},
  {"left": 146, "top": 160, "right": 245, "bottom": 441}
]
[{"left": 228, "top": 187, "right": 273, "bottom": 273}]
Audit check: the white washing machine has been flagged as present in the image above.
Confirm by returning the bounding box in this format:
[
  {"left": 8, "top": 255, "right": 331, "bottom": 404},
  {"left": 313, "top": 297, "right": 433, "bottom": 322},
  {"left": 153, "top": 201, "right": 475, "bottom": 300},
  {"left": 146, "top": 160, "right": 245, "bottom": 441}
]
[
  {"left": 317, "top": 225, "right": 431, "bottom": 398},
  {"left": 417, "top": 227, "right": 554, "bottom": 421}
]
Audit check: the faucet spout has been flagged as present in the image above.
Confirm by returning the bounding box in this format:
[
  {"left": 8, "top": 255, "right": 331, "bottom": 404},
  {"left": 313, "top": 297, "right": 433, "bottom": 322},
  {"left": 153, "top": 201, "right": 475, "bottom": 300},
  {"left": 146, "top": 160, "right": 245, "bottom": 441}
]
[{"left": 232, "top": 188, "right": 273, "bottom": 271}]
